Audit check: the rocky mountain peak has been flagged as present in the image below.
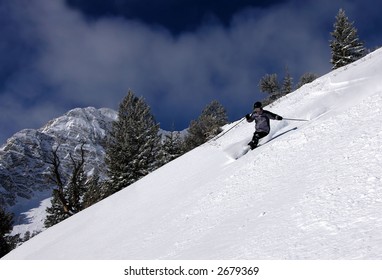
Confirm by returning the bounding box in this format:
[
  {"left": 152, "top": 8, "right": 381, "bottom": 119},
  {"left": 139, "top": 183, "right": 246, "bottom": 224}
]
[{"left": 0, "top": 107, "right": 117, "bottom": 220}]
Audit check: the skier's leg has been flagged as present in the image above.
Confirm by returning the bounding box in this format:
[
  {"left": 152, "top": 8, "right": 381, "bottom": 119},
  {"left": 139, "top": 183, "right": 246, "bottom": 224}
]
[
  {"left": 248, "top": 132, "right": 259, "bottom": 150},
  {"left": 248, "top": 137, "right": 259, "bottom": 150},
  {"left": 248, "top": 131, "right": 268, "bottom": 150}
]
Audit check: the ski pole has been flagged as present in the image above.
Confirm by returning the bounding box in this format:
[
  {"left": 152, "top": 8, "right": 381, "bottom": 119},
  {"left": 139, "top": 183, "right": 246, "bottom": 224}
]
[
  {"left": 210, "top": 117, "right": 245, "bottom": 141},
  {"left": 283, "top": 118, "right": 309, "bottom": 122}
]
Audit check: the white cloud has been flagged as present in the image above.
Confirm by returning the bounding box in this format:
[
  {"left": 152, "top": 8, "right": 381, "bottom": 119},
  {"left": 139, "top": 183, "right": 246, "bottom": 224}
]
[{"left": 1, "top": 0, "right": 360, "bottom": 143}]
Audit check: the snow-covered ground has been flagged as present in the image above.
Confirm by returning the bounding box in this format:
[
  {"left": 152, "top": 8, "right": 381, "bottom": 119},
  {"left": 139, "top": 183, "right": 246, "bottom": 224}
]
[
  {"left": 10, "top": 197, "right": 51, "bottom": 238},
  {"left": 3, "top": 48, "right": 382, "bottom": 260}
]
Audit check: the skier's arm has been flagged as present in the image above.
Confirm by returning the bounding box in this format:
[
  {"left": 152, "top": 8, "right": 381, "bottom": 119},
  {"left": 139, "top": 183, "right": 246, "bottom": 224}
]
[{"left": 265, "top": 110, "right": 283, "bottom": 121}]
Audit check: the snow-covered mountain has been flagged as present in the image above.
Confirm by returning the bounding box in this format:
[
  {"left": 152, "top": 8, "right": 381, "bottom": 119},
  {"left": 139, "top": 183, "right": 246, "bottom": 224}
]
[
  {"left": 0, "top": 107, "right": 117, "bottom": 236},
  {"left": 3, "top": 48, "right": 382, "bottom": 260}
]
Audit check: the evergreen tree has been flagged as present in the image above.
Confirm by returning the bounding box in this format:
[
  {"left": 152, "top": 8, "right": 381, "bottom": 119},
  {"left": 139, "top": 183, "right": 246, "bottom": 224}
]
[
  {"left": 105, "top": 90, "right": 161, "bottom": 195},
  {"left": 259, "top": 73, "right": 280, "bottom": 101},
  {"left": 161, "top": 129, "right": 184, "bottom": 164},
  {"left": 183, "top": 100, "right": 228, "bottom": 151},
  {"left": 0, "top": 206, "right": 13, "bottom": 258},
  {"left": 296, "top": 72, "right": 318, "bottom": 89},
  {"left": 281, "top": 67, "right": 293, "bottom": 95},
  {"left": 199, "top": 100, "right": 228, "bottom": 140},
  {"left": 21, "top": 230, "right": 40, "bottom": 243},
  {"left": 44, "top": 191, "right": 71, "bottom": 228},
  {"left": 330, "top": 9, "right": 365, "bottom": 69},
  {"left": 82, "top": 171, "right": 103, "bottom": 208},
  {"left": 184, "top": 119, "right": 205, "bottom": 151}
]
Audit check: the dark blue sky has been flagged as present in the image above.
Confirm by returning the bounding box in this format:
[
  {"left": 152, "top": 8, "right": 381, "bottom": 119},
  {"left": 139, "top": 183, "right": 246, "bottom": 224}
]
[
  {"left": 65, "top": 0, "right": 287, "bottom": 34},
  {"left": 1, "top": 0, "right": 382, "bottom": 144}
]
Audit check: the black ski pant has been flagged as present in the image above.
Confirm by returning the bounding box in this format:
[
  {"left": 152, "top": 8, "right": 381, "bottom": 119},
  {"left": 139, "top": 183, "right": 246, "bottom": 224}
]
[{"left": 249, "top": 131, "right": 268, "bottom": 149}]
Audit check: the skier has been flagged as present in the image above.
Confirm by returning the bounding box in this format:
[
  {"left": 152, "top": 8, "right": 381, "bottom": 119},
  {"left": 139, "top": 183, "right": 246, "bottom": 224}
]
[{"left": 245, "top": 101, "right": 283, "bottom": 149}]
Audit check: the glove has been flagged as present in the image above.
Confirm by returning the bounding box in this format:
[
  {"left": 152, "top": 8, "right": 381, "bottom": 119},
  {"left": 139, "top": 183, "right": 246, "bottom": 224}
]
[
  {"left": 276, "top": 116, "right": 283, "bottom": 120},
  {"left": 245, "top": 114, "right": 251, "bottom": 120}
]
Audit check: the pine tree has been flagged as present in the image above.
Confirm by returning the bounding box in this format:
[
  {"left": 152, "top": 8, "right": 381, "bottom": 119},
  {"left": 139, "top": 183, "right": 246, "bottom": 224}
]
[
  {"left": 281, "top": 67, "right": 293, "bottom": 95},
  {"left": 183, "top": 100, "right": 228, "bottom": 151},
  {"left": 161, "top": 129, "right": 184, "bottom": 164},
  {"left": 199, "top": 100, "right": 228, "bottom": 140},
  {"left": 105, "top": 90, "right": 161, "bottom": 195},
  {"left": 44, "top": 193, "right": 71, "bottom": 228},
  {"left": 0, "top": 207, "right": 14, "bottom": 258},
  {"left": 259, "top": 73, "right": 280, "bottom": 100},
  {"left": 82, "top": 171, "right": 102, "bottom": 208},
  {"left": 330, "top": 9, "right": 365, "bottom": 69},
  {"left": 296, "top": 72, "right": 318, "bottom": 89},
  {"left": 184, "top": 119, "right": 204, "bottom": 151}
]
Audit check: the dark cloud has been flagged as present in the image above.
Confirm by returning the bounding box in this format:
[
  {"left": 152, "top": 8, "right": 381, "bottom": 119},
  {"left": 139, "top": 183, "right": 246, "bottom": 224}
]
[
  {"left": 65, "top": 0, "right": 288, "bottom": 34},
  {"left": 1, "top": 0, "right": 381, "bottom": 144}
]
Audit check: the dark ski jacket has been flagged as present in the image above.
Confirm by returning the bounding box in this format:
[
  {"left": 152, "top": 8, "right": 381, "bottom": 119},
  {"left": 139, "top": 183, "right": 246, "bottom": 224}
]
[{"left": 246, "top": 110, "right": 283, "bottom": 133}]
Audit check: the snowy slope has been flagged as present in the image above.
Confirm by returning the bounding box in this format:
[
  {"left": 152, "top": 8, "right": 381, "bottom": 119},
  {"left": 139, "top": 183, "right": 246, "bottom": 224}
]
[{"left": 3, "top": 48, "right": 382, "bottom": 260}]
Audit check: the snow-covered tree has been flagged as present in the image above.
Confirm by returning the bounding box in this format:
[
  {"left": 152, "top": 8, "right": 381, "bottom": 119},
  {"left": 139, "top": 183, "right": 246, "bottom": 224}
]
[
  {"left": 296, "top": 72, "right": 318, "bottom": 89},
  {"left": 260, "top": 70, "right": 294, "bottom": 104},
  {"left": 44, "top": 192, "right": 71, "bottom": 228},
  {"left": 281, "top": 67, "right": 293, "bottom": 95},
  {"left": 105, "top": 90, "right": 161, "bottom": 195},
  {"left": 259, "top": 73, "right": 280, "bottom": 96},
  {"left": 184, "top": 100, "right": 228, "bottom": 151},
  {"left": 161, "top": 129, "right": 184, "bottom": 164},
  {"left": 82, "top": 170, "right": 102, "bottom": 208},
  {"left": 330, "top": 9, "right": 365, "bottom": 69}
]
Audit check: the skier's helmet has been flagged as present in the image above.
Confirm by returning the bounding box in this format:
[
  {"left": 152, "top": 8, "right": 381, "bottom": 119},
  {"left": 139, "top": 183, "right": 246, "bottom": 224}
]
[{"left": 253, "top": 102, "right": 262, "bottom": 109}]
